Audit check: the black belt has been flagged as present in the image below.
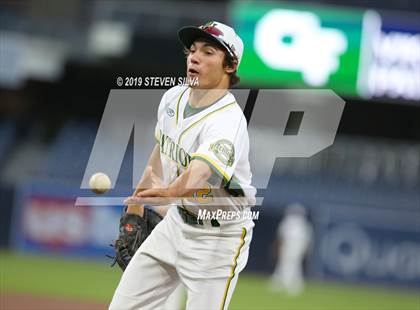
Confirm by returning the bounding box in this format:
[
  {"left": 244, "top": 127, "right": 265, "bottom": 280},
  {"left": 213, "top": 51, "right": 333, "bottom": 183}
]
[{"left": 177, "top": 206, "right": 220, "bottom": 227}]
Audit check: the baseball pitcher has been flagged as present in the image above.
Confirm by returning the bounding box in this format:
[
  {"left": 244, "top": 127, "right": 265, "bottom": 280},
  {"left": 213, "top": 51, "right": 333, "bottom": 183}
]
[{"left": 109, "top": 21, "right": 256, "bottom": 310}]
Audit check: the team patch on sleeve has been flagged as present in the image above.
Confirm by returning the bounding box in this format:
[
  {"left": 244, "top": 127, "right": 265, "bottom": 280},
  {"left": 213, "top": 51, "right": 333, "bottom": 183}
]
[{"left": 209, "top": 139, "right": 235, "bottom": 167}]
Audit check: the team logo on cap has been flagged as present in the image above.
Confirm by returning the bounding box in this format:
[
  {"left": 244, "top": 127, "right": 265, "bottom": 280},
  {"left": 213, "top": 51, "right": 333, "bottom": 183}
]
[{"left": 201, "top": 21, "right": 224, "bottom": 37}]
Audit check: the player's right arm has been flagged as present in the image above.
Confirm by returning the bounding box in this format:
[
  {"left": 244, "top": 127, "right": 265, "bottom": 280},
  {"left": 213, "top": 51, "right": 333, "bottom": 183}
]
[
  {"left": 125, "top": 86, "right": 171, "bottom": 216},
  {"left": 126, "top": 86, "right": 183, "bottom": 215},
  {"left": 126, "top": 143, "right": 163, "bottom": 216}
]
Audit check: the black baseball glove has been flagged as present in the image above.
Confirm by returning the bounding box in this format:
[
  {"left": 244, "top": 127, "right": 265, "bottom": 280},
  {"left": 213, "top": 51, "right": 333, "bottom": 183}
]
[{"left": 108, "top": 207, "right": 163, "bottom": 271}]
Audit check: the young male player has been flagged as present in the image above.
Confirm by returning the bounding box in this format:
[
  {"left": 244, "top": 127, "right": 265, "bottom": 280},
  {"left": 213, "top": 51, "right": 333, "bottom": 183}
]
[{"left": 109, "top": 21, "right": 256, "bottom": 310}]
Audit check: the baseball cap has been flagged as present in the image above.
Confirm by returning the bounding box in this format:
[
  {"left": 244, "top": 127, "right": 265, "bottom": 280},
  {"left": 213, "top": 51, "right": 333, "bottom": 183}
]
[{"left": 178, "top": 21, "right": 244, "bottom": 66}]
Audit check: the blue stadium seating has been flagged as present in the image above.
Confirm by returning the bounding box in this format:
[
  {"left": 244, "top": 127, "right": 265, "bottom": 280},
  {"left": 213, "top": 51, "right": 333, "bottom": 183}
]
[
  {"left": 40, "top": 120, "right": 133, "bottom": 186},
  {"left": 0, "top": 121, "right": 16, "bottom": 167}
]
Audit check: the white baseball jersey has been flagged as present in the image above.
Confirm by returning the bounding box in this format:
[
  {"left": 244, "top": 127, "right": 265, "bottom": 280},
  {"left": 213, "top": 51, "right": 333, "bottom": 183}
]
[
  {"left": 154, "top": 85, "right": 256, "bottom": 216},
  {"left": 110, "top": 85, "right": 256, "bottom": 310}
]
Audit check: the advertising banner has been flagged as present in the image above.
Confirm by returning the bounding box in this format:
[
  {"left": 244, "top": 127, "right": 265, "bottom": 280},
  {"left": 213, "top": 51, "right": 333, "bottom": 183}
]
[
  {"left": 231, "top": 1, "right": 419, "bottom": 103},
  {"left": 12, "top": 183, "right": 124, "bottom": 258},
  {"left": 315, "top": 204, "right": 420, "bottom": 287}
]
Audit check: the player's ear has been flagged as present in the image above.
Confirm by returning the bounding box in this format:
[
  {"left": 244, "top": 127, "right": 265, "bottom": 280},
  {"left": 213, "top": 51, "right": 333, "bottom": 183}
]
[{"left": 224, "top": 59, "right": 238, "bottom": 74}]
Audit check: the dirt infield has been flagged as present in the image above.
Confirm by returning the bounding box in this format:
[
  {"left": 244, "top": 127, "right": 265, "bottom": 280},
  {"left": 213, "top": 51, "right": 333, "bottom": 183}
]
[{"left": 1, "top": 292, "right": 107, "bottom": 310}]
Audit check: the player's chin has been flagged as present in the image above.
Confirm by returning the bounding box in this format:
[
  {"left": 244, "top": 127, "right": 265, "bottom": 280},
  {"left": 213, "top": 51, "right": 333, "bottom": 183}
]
[
  {"left": 189, "top": 82, "right": 200, "bottom": 89},
  {"left": 186, "top": 74, "right": 201, "bottom": 87},
  {"left": 190, "top": 83, "right": 210, "bottom": 90},
  {"left": 191, "top": 80, "right": 213, "bottom": 89}
]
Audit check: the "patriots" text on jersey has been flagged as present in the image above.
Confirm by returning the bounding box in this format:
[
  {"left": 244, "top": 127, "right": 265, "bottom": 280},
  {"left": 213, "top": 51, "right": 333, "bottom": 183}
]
[{"left": 159, "top": 131, "right": 192, "bottom": 168}]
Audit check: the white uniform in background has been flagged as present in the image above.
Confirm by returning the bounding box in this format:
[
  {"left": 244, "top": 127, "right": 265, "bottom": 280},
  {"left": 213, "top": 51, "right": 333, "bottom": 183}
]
[{"left": 270, "top": 203, "right": 312, "bottom": 295}]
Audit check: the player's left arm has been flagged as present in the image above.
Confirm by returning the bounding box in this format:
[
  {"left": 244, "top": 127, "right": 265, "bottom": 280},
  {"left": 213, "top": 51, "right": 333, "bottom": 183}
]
[
  {"left": 165, "top": 159, "right": 213, "bottom": 197},
  {"left": 124, "top": 159, "right": 212, "bottom": 205}
]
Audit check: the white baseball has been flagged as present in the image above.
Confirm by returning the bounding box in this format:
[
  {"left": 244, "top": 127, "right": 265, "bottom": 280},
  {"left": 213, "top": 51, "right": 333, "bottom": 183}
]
[{"left": 89, "top": 172, "right": 111, "bottom": 194}]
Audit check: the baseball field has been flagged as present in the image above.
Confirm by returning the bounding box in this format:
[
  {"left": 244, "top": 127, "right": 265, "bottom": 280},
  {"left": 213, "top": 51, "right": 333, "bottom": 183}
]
[{"left": 1, "top": 251, "right": 418, "bottom": 310}]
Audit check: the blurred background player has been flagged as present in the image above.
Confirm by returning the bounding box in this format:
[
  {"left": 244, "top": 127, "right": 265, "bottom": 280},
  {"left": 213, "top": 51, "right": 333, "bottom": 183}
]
[{"left": 270, "top": 203, "right": 313, "bottom": 295}]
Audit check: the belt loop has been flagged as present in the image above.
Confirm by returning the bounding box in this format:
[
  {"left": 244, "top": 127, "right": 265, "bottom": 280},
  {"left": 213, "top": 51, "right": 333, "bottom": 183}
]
[
  {"left": 211, "top": 219, "right": 220, "bottom": 227},
  {"left": 177, "top": 206, "right": 220, "bottom": 228}
]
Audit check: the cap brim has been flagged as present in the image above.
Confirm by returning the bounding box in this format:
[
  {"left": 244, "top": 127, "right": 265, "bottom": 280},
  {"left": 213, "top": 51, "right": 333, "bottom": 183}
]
[{"left": 178, "top": 26, "right": 227, "bottom": 51}]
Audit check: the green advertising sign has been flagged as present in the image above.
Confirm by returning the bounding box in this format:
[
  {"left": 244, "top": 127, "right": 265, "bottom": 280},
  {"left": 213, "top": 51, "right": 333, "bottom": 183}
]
[{"left": 231, "top": 1, "right": 380, "bottom": 97}]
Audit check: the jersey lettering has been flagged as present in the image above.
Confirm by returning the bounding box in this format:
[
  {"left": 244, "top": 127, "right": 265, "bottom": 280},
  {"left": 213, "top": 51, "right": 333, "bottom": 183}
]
[{"left": 160, "top": 131, "right": 192, "bottom": 168}]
